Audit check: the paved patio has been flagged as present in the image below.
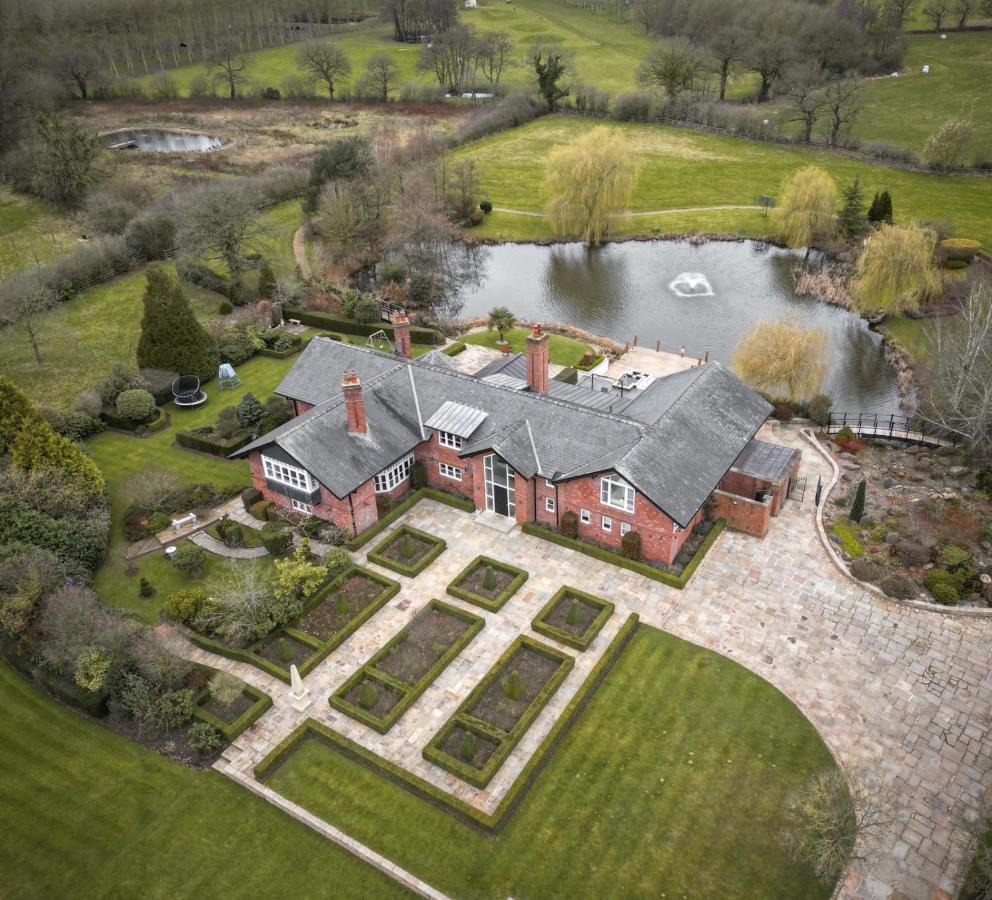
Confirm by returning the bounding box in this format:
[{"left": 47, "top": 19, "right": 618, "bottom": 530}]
[{"left": 186, "top": 422, "right": 992, "bottom": 900}]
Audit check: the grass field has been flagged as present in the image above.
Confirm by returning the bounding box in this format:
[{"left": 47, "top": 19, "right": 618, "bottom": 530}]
[
  {"left": 0, "top": 659, "right": 404, "bottom": 899},
  {"left": 454, "top": 115, "right": 992, "bottom": 244},
  {"left": 0, "top": 187, "right": 83, "bottom": 280},
  {"left": 853, "top": 32, "right": 992, "bottom": 155},
  {"left": 268, "top": 624, "right": 839, "bottom": 899},
  {"left": 0, "top": 200, "right": 303, "bottom": 411},
  {"left": 463, "top": 326, "right": 592, "bottom": 364}
]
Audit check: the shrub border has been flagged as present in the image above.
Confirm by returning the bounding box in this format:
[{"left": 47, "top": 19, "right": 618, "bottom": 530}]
[
  {"left": 346, "top": 487, "right": 474, "bottom": 551},
  {"left": 531, "top": 586, "right": 615, "bottom": 651},
  {"left": 188, "top": 564, "right": 400, "bottom": 683},
  {"left": 330, "top": 599, "right": 484, "bottom": 733},
  {"left": 192, "top": 682, "right": 272, "bottom": 742},
  {"left": 446, "top": 555, "right": 529, "bottom": 612},
  {"left": 175, "top": 428, "right": 254, "bottom": 457},
  {"left": 366, "top": 524, "right": 447, "bottom": 577},
  {"left": 422, "top": 635, "right": 574, "bottom": 789},
  {"left": 521, "top": 519, "right": 726, "bottom": 589},
  {"left": 254, "top": 614, "right": 640, "bottom": 832}
]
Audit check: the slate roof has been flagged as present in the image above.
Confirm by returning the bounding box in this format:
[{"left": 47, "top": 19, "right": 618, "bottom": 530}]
[
  {"left": 237, "top": 337, "right": 772, "bottom": 526},
  {"left": 424, "top": 400, "right": 489, "bottom": 438},
  {"left": 731, "top": 439, "right": 800, "bottom": 483}
]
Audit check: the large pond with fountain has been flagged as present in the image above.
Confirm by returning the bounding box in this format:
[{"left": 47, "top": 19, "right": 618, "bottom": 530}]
[{"left": 452, "top": 239, "right": 902, "bottom": 414}]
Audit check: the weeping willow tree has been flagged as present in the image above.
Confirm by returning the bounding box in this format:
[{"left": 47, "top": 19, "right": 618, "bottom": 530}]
[
  {"left": 545, "top": 127, "right": 637, "bottom": 246},
  {"left": 850, "top": 222, "right": 942, "bottom": 315},
  {"left": 776, "top": 165, "right": 839, "bottom": 260},
  {"left": 731, "top": 318, "right": 829, "bottom": 401}
]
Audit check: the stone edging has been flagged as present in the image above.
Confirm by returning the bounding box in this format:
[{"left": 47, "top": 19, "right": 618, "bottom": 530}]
[
  {"left": 216, "top": 765, "right": 451, "bottom": 900},
  {"left": 800, "top": 428, "right": 992, "bottom": 618},
  {"left": 189, "top": 531, "right": 269, "bottom": 560}
]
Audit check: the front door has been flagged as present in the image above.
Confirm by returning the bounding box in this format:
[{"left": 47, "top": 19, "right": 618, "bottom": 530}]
[{"left": 484, "top": 454, "right": 516, "bottom": 518}]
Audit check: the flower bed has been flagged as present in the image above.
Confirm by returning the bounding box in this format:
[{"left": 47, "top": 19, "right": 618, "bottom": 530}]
[
  {"left": 531, "top": 587, "right": 614, "bottom": 651},
  {"left": 423, "top": 635, "right": 573, "bottom": 789},
  {"left": 446, "top": 556, "right": 528, "bottom": 612},
  {"left": 331, "top": 600, "right": 484, "bottom": 733},
  {"left": 192, "top": 682, "right": 271, "bottom": 742},
  {"left": 366, "top": 525, "right": 446, "bottom": 577},
  {"left": 188, "top": 565, "right": 400, "bottom": 683}
]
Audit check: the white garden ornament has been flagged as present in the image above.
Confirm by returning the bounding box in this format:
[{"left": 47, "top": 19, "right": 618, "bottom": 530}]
[{"left": 289, "top": 664, "right": 311, "bottom": 710}]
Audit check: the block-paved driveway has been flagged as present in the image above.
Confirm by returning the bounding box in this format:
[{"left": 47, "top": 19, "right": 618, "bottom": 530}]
[{"left": 187, "top": 423, "right": 992, "bottom": 900}]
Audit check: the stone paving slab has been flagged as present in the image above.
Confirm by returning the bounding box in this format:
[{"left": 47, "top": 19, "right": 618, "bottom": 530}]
[
  {"left": 184, "top": 421, "right": 992, "bottom": 900},
  {"left": 190, "top": 531, "right": 269, "bottom": 559}
]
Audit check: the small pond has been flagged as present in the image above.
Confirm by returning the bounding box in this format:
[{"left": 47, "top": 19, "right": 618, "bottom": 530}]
[
  {"left": 102, "top": 130, "right": 227, "bottom": 153},
  {"left": 452, "top": 239, "right": 902, "bottom": 414}
]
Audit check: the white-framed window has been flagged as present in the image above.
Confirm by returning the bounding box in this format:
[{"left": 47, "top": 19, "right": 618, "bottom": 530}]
[
  {"left": 291, "top": 499, "right": 313, "bottom": 514},
  {"left": 600, "top": 474, "right": 635, "bottom": 513},
  {"left": 438, "top": 431, "right": 463, "bottom": 449},
  {"left": 439, "top": 462, "right": 463, "bottom": 481},
  {"left": 374, "top": 452, "right": 414, "bottom": 493},
  {"left": 580, "top": 508, "right": 591, "bottom": 525},
  {"left": 620, "top": 521, "right": 631, "bottom": 537},
  {"left": 602, "top": 516, "right": 613, "bottom": 533},
  {"left": 262, "top": 455, "right": 315, "bottom": 492},
  {"left": 545, "top": 496, "right": 556, "bottom": 513},
  {"left": 545, "top": 478, "right": 555, "bottom": 488}
]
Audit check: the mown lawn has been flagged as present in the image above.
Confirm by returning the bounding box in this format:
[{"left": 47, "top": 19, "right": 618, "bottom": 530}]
[
  {"left": 463, "top": 326, "right": 591, "bottom": 365},
  {"left": 0, "top": 186, "right": 83, "bottom": 280},
  {"left": 268, "top": 625, "right": 839, "bottom": 900},
  {"left": 455, "top": 115, "right": 992, "bottom": 244},
  {"left": 0, "top": 660, "right": 406, "bottom": 899}
]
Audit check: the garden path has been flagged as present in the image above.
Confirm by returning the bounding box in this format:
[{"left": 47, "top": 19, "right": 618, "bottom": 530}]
[
  {"left": 184, "top": 423, "right": 992, "bottom": 900},
  {"left": 189, "top": 531, "right": 268, "bottom": 560}
]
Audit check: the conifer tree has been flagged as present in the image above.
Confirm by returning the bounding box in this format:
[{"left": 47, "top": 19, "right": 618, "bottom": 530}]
[
  {"left": 838, "top": 176, "right": 866, "bottom": 239},
  {"left": 257, "top": 260, "right": 276, "bottom": 301},
  {"left": 136, "top": 267, "right": 219, "bottom": 380},
  {"left": 0, "top": 376, "right": 42, "bottom": 454},
  {"left": 867, "top": 192, "right": 883, "bottom": 223},
  {"left": 849, "top": 479, "right": 866, "bottom": 523},
  {"left": 879, "top": 191, "right": 893, "bottom": 224},
  {"left": 11, "top": 419, "right": 105, "bottom": 504},
  {"left": 236, "top": 393, "right": 266, "bottom": 430}
]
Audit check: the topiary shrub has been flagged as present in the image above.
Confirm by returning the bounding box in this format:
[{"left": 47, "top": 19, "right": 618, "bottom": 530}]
[
  {"left": 188, "top": 721, "right": 222, "bottom": 754},
  {"left": 620, "top": 530, "right": 642, "bottom": 561},
  {"left": 259, "top": 522, "right": 292, "bottom": 554},
  {"left": 849, "top": 557, "right": 884, "bottom": 582},
  {"left": 460, "top": 730, "right": 477, "bottom": 761},
  {"left": 164, "top": 588, "right": 208, "bottom": 623},
  {"left": 565, "top": 599, "right": 581, "bottom": 626},
  {"left": 931, "top": 583, "right": 959, "bottom": 606},
  {"left": 278, "top": 637, "right": 294, "bottom": 664},
  {"left": 482, "top": 565, "right": 497, "bottom": 592},
  {"left": 560, "top": 510, "right": 578, "bottom": 539},
  {"left": 400, "top": 532, "right": 417, "bottom": 560},
  {"left": 849, "top": 479, "right": 866, "bottom": 523},
  {"left": 895, "top": 541, "right": 931, "bottom": 568},
  {"left": 172, "top": 542, "right": 205, "bottom": 574},
  {"left": 218, "top": 299, "right": 233, "bottom": 315},
  {"left": 504, "top": 669, "right": 524, "bottom": 701},
  {"left": 249, "top": 500, "right": 272, "bottom": 521},
  {"left": 139, "top": 576, "right": 155, "bottom": 598},
  {"left": 480, "top": 200, "right": 493, "bottom": 214},
  {"left": 236, "top": 393, "right": 266, "bottom": 430},
  {"left": 880, "top": 574, "right": 918, "bottom": 600},
  {"left": 242, "top": 487, "right": 263, "bottom": 508},
  {"left": 115, "top": 388, "right": 157, "bottom": 423},
  {"left": 147, "top": 512, "right": 172, "bottom": 534},
  {"left": 358, "top": 680, "right": 379, "bottom": 710}
]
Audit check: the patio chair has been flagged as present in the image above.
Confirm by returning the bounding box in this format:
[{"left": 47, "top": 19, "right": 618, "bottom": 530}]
[
  {"left": 172, "top": 375, "right": 207, "bottom": 408},
  {"left": 218, "top": 363, "right": 241, "bottom": 390}
]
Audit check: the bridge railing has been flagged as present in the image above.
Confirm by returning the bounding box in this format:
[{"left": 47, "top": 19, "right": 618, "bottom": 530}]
[{"left": 826, "top": 412, "right": 959, "bottom": 447}]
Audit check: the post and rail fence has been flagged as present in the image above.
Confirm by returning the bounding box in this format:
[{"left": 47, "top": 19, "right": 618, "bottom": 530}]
[{"left": 826, "top": 412, "right": 959, "bottom": 448}]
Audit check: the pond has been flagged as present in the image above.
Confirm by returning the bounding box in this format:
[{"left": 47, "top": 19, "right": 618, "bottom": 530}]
[
  {"left": 102, "top": 130, "right": 227, "bottom": 153},
  {"left": 453, "top": 239, "right": 902, "bottom": 414}
]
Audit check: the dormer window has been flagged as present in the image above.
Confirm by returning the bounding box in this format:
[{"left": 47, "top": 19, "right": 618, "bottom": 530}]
[
  {"left": 600, "top": 474, "right": 635, "bottom": 513},
  {"left": 438, "top": 431, "right": 463, "bottom": 449}
]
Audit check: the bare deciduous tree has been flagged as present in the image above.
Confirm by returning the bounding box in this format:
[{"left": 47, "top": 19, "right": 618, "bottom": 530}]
[
  {"left": 195, "top": 560, "right": 282, "bottom": 644},
  {"left": 178, "top": 184, "right": 267, "bottom": 283},
  {"left": 921, "top": 117, "right": 973, "bottom": 172},
  {"left": 821, "top": 78, "right": 863, "bottom": 146},
  {"left": 478, "top": 31, "right": 514, "bottom": 91},
  {"left": 363, "top": 54, "right": 401, "bottom": 102},
  {"left": 210, "top": 40, "right": 253, "bottom": 100},
  {"left": 784, "top": 65, "right": 827, "bottom": 143},
  {"left": 49, "top": 43, "right": 102, "bottom": 100},
  {"left": 732, "top": 318, "right": 829, "bottom": 400},
  {"left": 922, "top": 0, "right": 951, "bottom": 29},
  {"left": 781, "top": 770, "right": 889, "bottom": 882},
  {"left": 297, "top": 42, "right": 351, "bottom": 99},
  {"left": 921, "top": 282, "right": 992, "bottom": 458},
  {"left": 637, "top": 37, "right": 703, "bottom": 99}
]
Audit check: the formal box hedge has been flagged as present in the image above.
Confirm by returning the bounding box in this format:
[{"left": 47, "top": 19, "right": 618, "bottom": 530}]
[
  {"left": 330, "top": 599, "right": 484, "bottom": 733},
  {"left": 521, "top": 519, "right": 726, "bottom": 589},
  {"left": 192, "top": 681, "right": 272, "bottom": 742},
  {"left": 254, "top": 614, "right": 640, "bottom": 831},
  {"left": 446, "top": 555, "right": 529, "bottom": 612},
  {"left": 366, "top": 524, "right": 446, "bottom": 577},
  {"left": 187, "top": 564, "right": 400, "bottom": 683},
  {"left": 282, "top": 306, "right": 444, "bottom": 346},
  {"left": 422, "top": 635, "right": 573, "bottom": 789},
  {"left": 531, "top": 586, "right": 615, "bottom": 651},
  {"left": 175, "top": 428, "right": 254, "bottom": 457}
]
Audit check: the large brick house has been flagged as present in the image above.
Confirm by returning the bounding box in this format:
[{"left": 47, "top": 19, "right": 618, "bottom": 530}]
[{"left": 235, "top": 318, "right": 801, "bottom": 565}]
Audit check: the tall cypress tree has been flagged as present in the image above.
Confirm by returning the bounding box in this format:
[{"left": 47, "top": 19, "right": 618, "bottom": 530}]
[
  {"left": 867, "top": 191, "right": 882, "bottom": 223},
  {"left": 838, "top": 176, "right": 866, "bottom": 238},
  {"left": 136, "top": 267, "right": 219, "bottom": 381},
  {"left": 849, "top": 479, "right": 866, "bottom": 523},
  {"left": 880, "top": 191, "right": 893, "bottom": 224}
]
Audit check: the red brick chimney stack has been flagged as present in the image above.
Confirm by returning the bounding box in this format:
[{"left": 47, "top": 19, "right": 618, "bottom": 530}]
[
  {"left": 526, "top": 323, "right": 550, "bottom": 395},
  {"left": 342, "top": 371, "right": 368, "bottom": 434},
  {"left": 393, "top": 312, "right": 412, "bottom": 359}
]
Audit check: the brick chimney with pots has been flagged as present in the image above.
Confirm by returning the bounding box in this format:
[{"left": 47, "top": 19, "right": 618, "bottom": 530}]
[
  {"left": 342, "top": 372, "right": 368, "bottom": 434},
  {"left": 526, "top": 323, "right": 549, "bottom": 394},
  {"left": 393, "top": 312, "right": 412, "bottom": 359}
]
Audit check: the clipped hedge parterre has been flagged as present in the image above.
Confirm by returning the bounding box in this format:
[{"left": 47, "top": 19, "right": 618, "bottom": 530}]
[
  {"left": 446, "top": 556, "right": 529, "bottom": 612},
  {"left": 531, "top": 586, "right": 615, "bottom": 651}
]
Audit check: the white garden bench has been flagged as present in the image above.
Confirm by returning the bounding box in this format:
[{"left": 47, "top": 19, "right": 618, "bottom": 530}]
[{"left": 171, "top": 513, "right": 198, "bottom": 530}]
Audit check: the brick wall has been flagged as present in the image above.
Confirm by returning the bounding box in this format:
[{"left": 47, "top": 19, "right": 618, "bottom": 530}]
[
  {"left": 293, "top": 400, "right": 313, "bottom": 416},
  {"left": 711, "top": 489, "right": 771, "bottom": 537},
  {"left": 416, "top": 434, "right": 476, "bottom": 502}
]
